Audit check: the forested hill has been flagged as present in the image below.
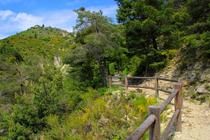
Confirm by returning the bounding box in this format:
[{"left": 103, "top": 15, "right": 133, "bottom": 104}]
[
  {"left": 0, "top": 25, "right": 73, "bottom": 104},
  {"left": 0, "top": 25, "right": 73, "bottom": 63}
]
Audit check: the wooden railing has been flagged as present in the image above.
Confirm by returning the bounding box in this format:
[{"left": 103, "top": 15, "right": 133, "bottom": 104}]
[{"left": 108, "top": 75, "right": 183, "bottom": 140}]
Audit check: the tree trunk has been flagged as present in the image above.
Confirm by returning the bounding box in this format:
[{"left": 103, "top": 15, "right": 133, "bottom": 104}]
[
  {"left": 152, "top": 36, "right": 158, "bottom": 50},
  {"left": 99, "top": 60, "right": 108, "bottom": 86}
]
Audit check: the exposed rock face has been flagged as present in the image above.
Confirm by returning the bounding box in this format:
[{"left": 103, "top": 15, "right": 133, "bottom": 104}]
[
  {"left": 196, "top": 85, "right": 209, "bottom": 94},
  {"left": 156, "top": 55, "right": 210, "bottom": 103},
  {"left": 178, "top": 61, "right": 210, "bottom": 84},
  {"left": 187, "top": 71, "right": 198, "bottom": 84},
  {"left": 200, "top": 69, "right": 210, "bottom": 82},
  {"left": 54, "top": 55, "right": 62, "bottom": 68}
]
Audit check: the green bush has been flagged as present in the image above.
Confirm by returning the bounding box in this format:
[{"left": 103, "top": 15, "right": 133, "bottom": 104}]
[
  {"left": 43, "top": 90, "right": 156, "bottom": 140},
  {"left": 109, "top": 62, "right": 116, "bottom": 75},
  {"left": 128, "top": 56, "right": 142, "bottom": 75},
  {"left": 149, "top": 61, "right": 167, "bottom": 72}
]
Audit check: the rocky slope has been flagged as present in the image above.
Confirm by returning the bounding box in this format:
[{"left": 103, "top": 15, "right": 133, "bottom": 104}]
[{"left": 158, "top": 50, "right": 210, "bottom": 103}]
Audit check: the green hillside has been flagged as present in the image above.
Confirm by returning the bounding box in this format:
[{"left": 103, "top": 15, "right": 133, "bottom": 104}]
[
  {"left": 0, "top": 25, "right": 74, "bottom": 103},
  {"left": 0, "top": 11, "right": 155, "bottom": 140},
  {"left": 0, "top": 25, "right": 73, "bottom": 63}
]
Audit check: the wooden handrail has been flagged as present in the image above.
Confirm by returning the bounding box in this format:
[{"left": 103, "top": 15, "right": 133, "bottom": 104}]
[
  {"left": 159, "top": 90, "right": 177, "bottom": 113},
  {"left": 127, "top": 76, "right": 155, "bottom": 79},
  {"left": 111, "top": 75, "right": 122, "bottom": 78},
  {"left": 149, "top": 106, "right": 161, "bottom": 140},
  {"left": 108, "top": 75, "right": 183, "bottom": 140},
  {"left": 158, "top": 88, "right": 172, "bottom": 94},
  {"left": 127, "top": 115, "right": 156, "bottom": 140},
  {"left": 158, "top": 77, "right": 178, "bottom": 82},
  {"left": 160, "top": 109, "right": 180, "bottom": 140},
  {"left": 127, "top": 85, "right": 155, "bottom": 90}
]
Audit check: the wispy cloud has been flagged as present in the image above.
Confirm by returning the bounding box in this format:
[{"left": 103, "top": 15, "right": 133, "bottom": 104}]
[
  {"left": 12, "top": 12, "right": 43, "bottom": 30},
  {"left": 0, "top": 10, "right": 14, "bottom": 20},
  {"left": 0, "top": 5, "right": 117, "bottom": 39},
  {"left": 40, "top": 10, "right": 77, "bottom": 32},
  {"left": 0, "top": 34, "right": 6, "bottom": 39},
  {"left": 0, "top": 9, "right": 76, "bottom": 38},
  {"left": 0, "top": 10, "right": 43, "bottom": 38}
]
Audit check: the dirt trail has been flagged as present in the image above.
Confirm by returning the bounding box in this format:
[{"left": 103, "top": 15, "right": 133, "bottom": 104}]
[
  {"left": 128, "top": 59, "right": 210, "bottom": 140},
  {"left": 173, "top": 100, "right": 210, "bottom": 140}
]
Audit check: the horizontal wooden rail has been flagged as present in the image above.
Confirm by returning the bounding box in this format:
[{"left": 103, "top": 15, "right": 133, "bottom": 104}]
[
  {"left": 159, "top": 91, "right": 177, "bottom": 113},
  {"left": 160, "top": 109, "right": 180, "bottom": 140},
  {"left": 112, "top": 79, "right": 121, "bottom": 82},
  {"left": 127, "top": 115, "right": 156, "bottom": 140},
  {"left": 127, "top": 85, "right": 155, "bottom": 90},
  {"left": 127, "top": 76, "right": 155, "bottom": 79},
  {"left": 109, "top": 75, "right": 179, "bottom": 98},
  {"left": 108, "top": 75, "right": 183, "bottom": 140},
  {"left": 111, "top": 75, "right": 122, "bottom": 78},
  {"left": 158, "top": 77, "right": 178, "bottom": 83},
  {"left": 158, "top": 88, "right": 172, "bottom": 94},
  {"left": 112, "top": 83, "right": 124, "bottom": 86}
]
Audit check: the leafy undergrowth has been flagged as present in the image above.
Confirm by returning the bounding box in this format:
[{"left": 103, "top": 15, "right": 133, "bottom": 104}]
[{"left": 43, "top": 87, "right": 157, "bottom": 140}]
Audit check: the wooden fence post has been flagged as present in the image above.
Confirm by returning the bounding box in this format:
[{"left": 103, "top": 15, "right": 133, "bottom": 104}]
[
  {"left": 125, "top": 75, "right": 128, "bottom": 91},
  {"left": 149, "top": 106, "right": 160, "bottom": 140},
  {"left": 174, "top": 82, "right": 183, "bottom": 132},
  {"left": 108, "top": 76, "right": 112, "bottom": 87},
  {"left": 155, "top": 75, "right": 159, "bottom": 99}
]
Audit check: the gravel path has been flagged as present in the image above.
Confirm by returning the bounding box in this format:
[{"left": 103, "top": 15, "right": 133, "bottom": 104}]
[
  {"left": 128, "top": 78, "right": 210, "bottom": 140},
  {"left": 125, "top": 57, "right": 210, "bottom": 140},
  {"left": 173, "top": 100, "right": 210, "bottom": 140}
]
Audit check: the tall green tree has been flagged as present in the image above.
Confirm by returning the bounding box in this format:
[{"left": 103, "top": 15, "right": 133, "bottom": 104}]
[
  {"left": 115, "top": 0, "right": 180, "bottom": 75},
  {"left": 116, "top": 0, "right": 163, "bottom": 52},
  {"left": 67, "top": 8, "right": 126, "bottom": 87},
  {"left": 179, "top": 0, "right": 210, "bottom": 69}
]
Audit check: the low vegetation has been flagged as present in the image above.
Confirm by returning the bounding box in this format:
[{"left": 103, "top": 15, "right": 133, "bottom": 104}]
[{"left": 0, "top": 0, "right": 209, "bottom": 139}]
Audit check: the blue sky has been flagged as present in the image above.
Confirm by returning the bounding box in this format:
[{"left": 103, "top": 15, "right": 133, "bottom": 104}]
[{"left": 0, "top": 0, "right": 117, "bottom": 39}]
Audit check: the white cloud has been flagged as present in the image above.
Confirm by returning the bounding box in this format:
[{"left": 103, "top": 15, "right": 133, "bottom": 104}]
[
  {"left": 0, "top": 10, "right": 14, "bottom": 20},
  {"left": 12, "top": 12, "right": 43, "bottom": 30},
  {"left": 41, "top": 10, "right": 77, "bottom": 32},
  {"left": 0, "top": 10, "right": 44, "bottom": 38},
  {"left": 0, "top": 5, "right": 117, "bottom": 39},
  {"left": 0, "top": 34, "right": 6, "bottom": 39},
  {"left": 0, "top": 9, "right": 77, "bottom": 38}
]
